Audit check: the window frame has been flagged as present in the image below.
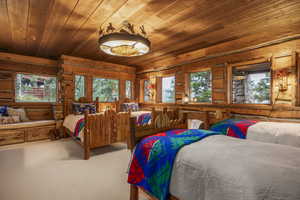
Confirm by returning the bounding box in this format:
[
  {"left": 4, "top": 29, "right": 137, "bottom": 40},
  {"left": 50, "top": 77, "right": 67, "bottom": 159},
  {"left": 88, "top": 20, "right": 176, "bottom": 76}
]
[
  {"left": 92, "top": 77, "right": 120, "bottom": 102},
  {"left": 228, "top": 58, "right": 272, "bottom": 105},
  {"left": 187, "top": 68, "right": 212, "bottom": 104},
  {"left": 14, "top": 72, "right": 58, "bottom": 103},
  {"left": 161, "top": 75, "right": 176, "bottom": 104},
  {"left": 74, "top": 74, "right": 86, "bottom": 101}
]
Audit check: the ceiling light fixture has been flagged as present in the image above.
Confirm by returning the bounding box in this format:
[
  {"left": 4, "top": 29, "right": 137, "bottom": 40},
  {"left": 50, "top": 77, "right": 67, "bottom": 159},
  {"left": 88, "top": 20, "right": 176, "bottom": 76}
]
[{"left": 98, "top": 21, "right": 151, "bottom": 57}]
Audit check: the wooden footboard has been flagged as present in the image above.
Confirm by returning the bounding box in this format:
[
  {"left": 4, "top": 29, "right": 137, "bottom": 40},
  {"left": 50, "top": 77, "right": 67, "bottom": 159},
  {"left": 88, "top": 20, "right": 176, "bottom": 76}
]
[
  {"left": 83, "top": 109, "right": 130, "bottom": 160},
  {"left": 127, "top": 109, "right": 186, "bottom": 200}
]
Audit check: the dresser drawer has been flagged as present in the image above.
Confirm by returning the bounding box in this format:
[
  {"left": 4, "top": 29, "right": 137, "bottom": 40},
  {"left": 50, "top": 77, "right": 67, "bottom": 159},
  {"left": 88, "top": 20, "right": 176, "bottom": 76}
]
[
  {"left": 26, "top": 126, "right": 54, "bottom": 142},
  {"left": 0, "top": 130, "right": 25, "bottom": 145}
]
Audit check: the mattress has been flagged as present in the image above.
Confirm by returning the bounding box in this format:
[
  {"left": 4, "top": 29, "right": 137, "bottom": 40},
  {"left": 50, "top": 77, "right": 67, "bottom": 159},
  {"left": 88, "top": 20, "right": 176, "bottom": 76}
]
[{"left": 169, "top": 135, "right": 300, "bottom": 200}]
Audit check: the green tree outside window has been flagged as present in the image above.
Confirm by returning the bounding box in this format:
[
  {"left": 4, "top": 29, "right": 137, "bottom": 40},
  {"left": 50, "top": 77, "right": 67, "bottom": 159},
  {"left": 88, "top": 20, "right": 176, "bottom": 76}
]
[
  {"left": 93, "top": 78, "right": 119, "bottom": 102},
  {"left": 75, "top": 75, "right": 85, "bottom": 100},
  {"left": 190, "top": 71, "right": 212, "bottom": 102}
]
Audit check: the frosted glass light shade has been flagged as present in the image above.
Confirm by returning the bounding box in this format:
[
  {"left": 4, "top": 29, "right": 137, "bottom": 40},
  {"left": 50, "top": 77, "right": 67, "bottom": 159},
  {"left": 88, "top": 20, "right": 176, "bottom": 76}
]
[{"left": 99, "top": 33, "right": 150, "bottom": 57}]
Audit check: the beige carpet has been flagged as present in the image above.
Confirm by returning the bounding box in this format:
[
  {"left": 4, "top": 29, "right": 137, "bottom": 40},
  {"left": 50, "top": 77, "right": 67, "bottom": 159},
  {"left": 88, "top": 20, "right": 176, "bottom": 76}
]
[{"left": 0, "top": 139, "right": 145, "bottom": 200}]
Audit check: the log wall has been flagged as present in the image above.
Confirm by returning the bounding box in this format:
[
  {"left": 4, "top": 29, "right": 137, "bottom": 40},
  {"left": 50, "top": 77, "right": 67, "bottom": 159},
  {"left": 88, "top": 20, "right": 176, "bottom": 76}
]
[
  {"left": 59, "top": 55, "right": 136, "bottom": 112},
  {"left": 137, "top": 38, "right": 300, "bottom": 119},
  {"left": 0, "top": 52, "right": 58, "bottom": 120}
]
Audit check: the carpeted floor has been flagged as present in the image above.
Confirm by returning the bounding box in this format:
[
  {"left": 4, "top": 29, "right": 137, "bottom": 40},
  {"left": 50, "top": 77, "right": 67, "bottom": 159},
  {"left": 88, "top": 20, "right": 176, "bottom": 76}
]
[{"left": 0, "top": 139, "right": 145, "bottom": 200}]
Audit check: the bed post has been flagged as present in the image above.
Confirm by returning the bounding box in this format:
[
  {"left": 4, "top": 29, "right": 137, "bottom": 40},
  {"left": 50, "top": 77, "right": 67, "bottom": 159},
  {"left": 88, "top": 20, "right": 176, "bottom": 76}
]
[
  {"left": 226, "top": 110, "right": 232, "bottom": 119},
  {"left": 128, "top": 117, "right": 137, "bottom": 151},
  {"left": 63, "top": 99, "right": 70, "bottom": 117},
  {"left": 84, "top": 109, "right": 90, "bottom": 160},
  {"left": 182, "top": 112, "right": 188, "bottom": 128},
  {"left": 115, "top": 99, "right": 120, "bottom": 112},
  {"left": 95, "top": 97, "right": 100, "bottom": 113},
  {"left": 174, "top": 108, "right": 179, "bottom": 120},
  {"left": 203, "top": 111, "right": 210, "bottom": 129},
  {"left": 151, "top": 107, "right": 157, "bottom": 122},
  {"left": 130, "top": 185, "right": 139, "bottom": 200},
  {"left": 128, "top": 116, "right": 139, "bottom": 199}
]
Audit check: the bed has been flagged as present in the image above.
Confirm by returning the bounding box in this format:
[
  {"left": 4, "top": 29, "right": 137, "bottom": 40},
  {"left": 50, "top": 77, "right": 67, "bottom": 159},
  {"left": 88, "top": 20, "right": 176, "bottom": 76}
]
[
  {"left": 62, "top": 98, "right": 172, "bottom": 160},
  {"left": 210, "top": 117, "right": 300, "bottom": 148},
  {"left": 63, "top": 97, "right": 130, "bottom": 160},
  {"left": 126, "top": 111, "right": 300, "bottom": 200},
  {"left": 97, "top": 99, "right": 153, "bottom": 125}
]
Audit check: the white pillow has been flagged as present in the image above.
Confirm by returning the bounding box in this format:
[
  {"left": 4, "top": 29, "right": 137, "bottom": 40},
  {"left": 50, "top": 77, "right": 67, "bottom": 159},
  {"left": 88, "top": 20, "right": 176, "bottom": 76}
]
[
  {"left": 0, "top": 116, "right": 20, "bottom": 124},
  {"left": 248, "top": 122, "right": 300, "bottom": 148},
  {"left": 7, "top": 107, "right": 29, "bottom": 122}
]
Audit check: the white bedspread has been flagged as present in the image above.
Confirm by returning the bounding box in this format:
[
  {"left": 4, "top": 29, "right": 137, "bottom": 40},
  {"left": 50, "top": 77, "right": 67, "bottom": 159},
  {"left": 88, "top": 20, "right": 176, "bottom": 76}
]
[
  {"left": 170, "top": 135, "right": 300, "bottom": 200},
  {"left": 248, "top": 122, "right": 300, "bottom": 148},
  {"left": 63, "top": 114, "right": 84, "bottom": 133}
]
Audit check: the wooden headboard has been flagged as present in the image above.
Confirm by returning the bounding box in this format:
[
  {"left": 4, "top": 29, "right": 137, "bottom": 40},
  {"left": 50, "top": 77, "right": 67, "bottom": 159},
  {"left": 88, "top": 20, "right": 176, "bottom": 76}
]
[
  {"left": 63, "top": 97, "right": 100, "bottom": 116},
  {"left": 127, "top": 108, "right": 187, "bottom": 150},
  {"left": 115, "top": 98, "right": 139, "bottom": 112},
  {"left": 184, "top": 109, "right": 231, "bottom": 129}
]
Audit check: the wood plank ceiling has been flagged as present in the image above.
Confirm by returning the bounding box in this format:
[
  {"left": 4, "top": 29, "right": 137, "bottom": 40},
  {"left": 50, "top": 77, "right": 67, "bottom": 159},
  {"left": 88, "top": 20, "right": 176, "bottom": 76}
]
[{"left": 1, "top": 0, "right": 300, "bottom": 71}]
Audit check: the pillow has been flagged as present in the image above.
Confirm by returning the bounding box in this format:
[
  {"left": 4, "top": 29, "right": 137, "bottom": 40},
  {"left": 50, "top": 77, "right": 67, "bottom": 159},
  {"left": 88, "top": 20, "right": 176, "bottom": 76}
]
[
  {"left": 121, "top": 103, "right": 129, "bottom": 112},
  {"left": 247, "top": 122, "right": 300, "bottom": 148},
  {"left": 73, "top": 103, "right": 96, "bottom": 115},
  {"left": 7, "top": 107, "right": 29, "bottom": 122},
  {"left": 0, "top": 116, "right": 20, "bottom": 124},
  {"left": 0, "top": 106, "right": 8, "bottom": 116},
  {"left": 121, "top": 103, "right": 139, "bottom": 112},
  {"left": 131, "top": 103, "right": 139, "bottom": 111}
]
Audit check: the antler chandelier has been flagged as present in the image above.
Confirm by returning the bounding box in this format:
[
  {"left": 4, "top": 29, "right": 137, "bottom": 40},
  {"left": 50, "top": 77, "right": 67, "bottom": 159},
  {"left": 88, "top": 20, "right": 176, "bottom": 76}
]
[{"left": 98, "top": 21, "right": 151, "bottom": 57}]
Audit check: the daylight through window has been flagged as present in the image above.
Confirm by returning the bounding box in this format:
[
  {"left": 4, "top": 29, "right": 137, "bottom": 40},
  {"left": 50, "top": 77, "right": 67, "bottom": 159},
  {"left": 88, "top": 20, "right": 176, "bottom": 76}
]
[
  {"left": 162, "top": 76, "right": 175, "bottom": 103},
  {"left": 125, "top": 80, "right": 132, "bottom": 99},
  {"left": 15, "top": 73, "right": 57, "bottom": 102},
  {"left": 93, "top": 78, "right": 119, "bottom": 102},
  {"left": 232, "top": 62, "right": 271, "bottom": 104},
  {"left": 144, "top": 80, "right": 151, "bottom": 102},
  {"left": 190, "top": 71, "right": 212, "bottom": 103},
  {"left": 75, "top": 75, "right": 85, "bottom": 100}
]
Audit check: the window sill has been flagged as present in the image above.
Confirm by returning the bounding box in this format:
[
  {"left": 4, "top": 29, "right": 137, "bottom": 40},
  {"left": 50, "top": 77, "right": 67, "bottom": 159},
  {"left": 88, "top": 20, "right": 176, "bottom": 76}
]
[
  {"left": 13, "top": 102, "right": 57, "bottom": 105},
  {"left": 186, "top": 102, "right": 212, "bottom": 105}
]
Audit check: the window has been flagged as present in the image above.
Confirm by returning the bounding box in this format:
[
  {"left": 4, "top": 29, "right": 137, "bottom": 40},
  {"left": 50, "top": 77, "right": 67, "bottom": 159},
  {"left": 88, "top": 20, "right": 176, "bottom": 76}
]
[
  {"left": 232, "top": 62, "right": 271, "bottom": 104},
  {"left": 125, "top": 80, "right": 132, "bottom": 99},
  {"left": 15, "top": 73, "right": 57, "bottom": 102},
  {"left": 93, "top": 78, "right": 119, "bottom": 102},
  {"left": 162, "top": 76, "right": 175, "bottom": 103},
  {"left": 190, "top": 70, "right": 212, "bottom": 103},
  {"left": 75, "top": 75, "right": 85, "bottom": 100},
  {"left": 144, "top": 80, "right": 151, "bottom": 102}
]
